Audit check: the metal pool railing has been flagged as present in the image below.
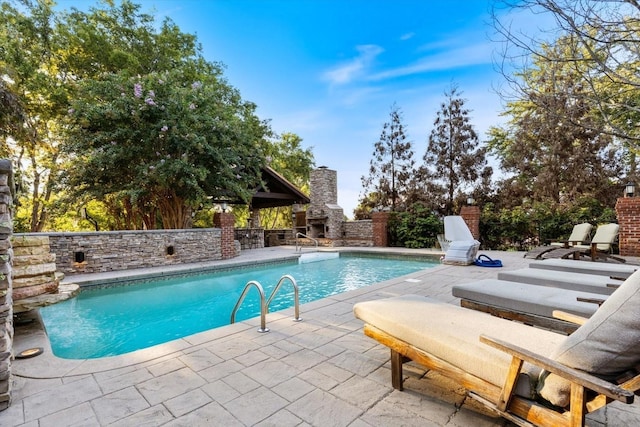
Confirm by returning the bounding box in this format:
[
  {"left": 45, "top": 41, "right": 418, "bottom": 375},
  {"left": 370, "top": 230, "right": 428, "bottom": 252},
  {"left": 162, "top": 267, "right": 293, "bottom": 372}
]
[
  {"left": 295, "top": 232, "right": 318, "bottom": 252},
  {"left": 230, "top": 274, "right": 301, "bottom": 332}
]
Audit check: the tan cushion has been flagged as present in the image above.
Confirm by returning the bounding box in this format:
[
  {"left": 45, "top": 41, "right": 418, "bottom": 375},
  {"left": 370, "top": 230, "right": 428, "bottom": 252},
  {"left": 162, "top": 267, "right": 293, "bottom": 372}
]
[
  {"left": 538, "top": 269, "right": 640, "bottom": 407},
  {"left": 353, "top": 295, "right": 565, "bottom": 397}
]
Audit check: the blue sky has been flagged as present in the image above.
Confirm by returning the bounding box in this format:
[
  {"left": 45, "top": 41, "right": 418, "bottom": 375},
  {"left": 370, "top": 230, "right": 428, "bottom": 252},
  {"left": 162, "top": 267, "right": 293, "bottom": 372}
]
[{"left": 61, "top": 0, "right": 540, "bottom": 217}]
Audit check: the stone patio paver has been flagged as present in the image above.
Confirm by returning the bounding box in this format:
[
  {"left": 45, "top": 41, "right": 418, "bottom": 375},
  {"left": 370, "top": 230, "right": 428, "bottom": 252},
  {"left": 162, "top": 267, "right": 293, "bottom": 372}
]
[{"left": 2, "top": 247, "right": 640, "bottom": 426}]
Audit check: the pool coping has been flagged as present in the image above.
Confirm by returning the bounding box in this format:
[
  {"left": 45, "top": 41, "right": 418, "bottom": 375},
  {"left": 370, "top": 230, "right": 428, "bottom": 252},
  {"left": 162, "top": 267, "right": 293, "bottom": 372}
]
[{"left": 13, "top": 246, "right": 445, "bottom": 379}]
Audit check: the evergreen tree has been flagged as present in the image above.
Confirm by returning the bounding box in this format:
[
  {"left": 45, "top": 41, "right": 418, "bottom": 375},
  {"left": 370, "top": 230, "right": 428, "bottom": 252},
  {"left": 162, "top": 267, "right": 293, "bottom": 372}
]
[
  {"left": 423, "top": 85, "right": 491, "bottom": 215},
  {"left": 360, "top": 105, "right": 416, "bottom": 212}
]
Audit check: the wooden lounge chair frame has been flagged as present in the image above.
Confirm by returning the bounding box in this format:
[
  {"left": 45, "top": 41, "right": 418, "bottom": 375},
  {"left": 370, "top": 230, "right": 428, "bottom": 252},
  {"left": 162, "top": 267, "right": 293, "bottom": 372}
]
[
  {"left": 459, "top": 299, "right": 587, "bottom": 335},
  {"left": 363, "top": 323, "right": 639, "bottom": 427}
]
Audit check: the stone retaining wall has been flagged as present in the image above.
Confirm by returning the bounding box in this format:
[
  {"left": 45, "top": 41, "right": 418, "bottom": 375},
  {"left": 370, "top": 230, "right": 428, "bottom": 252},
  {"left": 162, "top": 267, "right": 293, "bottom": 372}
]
[
  {"left": 0, "top": 159, "right": 13, "bottom": 411},
  {"left": 267, "top": 220, "right": 375, "bottom": 247},
  {"left": 29, "top": 229, "right": 223, "bottom": 275},
  {"left": 342, "top": 220, "right": 374, "bottom": 247}
]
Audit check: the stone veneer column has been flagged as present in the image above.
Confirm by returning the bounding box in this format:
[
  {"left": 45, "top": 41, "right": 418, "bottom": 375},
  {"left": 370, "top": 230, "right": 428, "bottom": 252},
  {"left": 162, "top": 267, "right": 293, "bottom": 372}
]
[
  {"left": 11, "top": 235, "right": 58, "bottom": 300},
  {"left": 214, "top": 212, "right": 235, "bottom": 259},
  {"left": 460, "top": 205, "right": 481, "bottom": 240},
  {"left": 371, "top": 211, "right": 390, "bottom": 247},
  {"left": 615, "top": 196, "right": 640, "bottom": 257},
  {"left": 0, "top": 159, "right": 13, "bottom": 411}
]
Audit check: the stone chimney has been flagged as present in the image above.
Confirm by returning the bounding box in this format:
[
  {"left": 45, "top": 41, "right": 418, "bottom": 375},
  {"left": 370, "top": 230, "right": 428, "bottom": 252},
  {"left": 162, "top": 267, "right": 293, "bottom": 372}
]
[{"left": 307, "top": 167, "right": 343, "bottom": 239}]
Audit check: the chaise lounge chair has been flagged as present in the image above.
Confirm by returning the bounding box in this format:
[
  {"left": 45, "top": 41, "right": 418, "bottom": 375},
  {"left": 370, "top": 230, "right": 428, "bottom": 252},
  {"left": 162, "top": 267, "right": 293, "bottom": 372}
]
[
  {"left": 543, "top": 223, "right": 624, "bottom": 263},
  {"left": 353, "top": 269, "right": 640, "bottom": 426},
  {"left": 529, "top": 258, "right": 637, "bottom": 279},
  {"left": 524, "top": 223, "right": 592, "bottom": 259},
  {"left": 452, "top": 279, "right": 605, "bottom": 334},
  {"left": 441, "top": 216, "right": 480, "bottom": 265},
  {"left": 497, "top": 268, "right": 623, "bottom": 295}
]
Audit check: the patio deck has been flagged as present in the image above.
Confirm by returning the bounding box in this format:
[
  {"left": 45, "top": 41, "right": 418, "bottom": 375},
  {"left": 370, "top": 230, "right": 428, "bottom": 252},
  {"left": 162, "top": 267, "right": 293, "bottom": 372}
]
[{"left": 1, "top": 247, "right": 639, "bottom": 426}]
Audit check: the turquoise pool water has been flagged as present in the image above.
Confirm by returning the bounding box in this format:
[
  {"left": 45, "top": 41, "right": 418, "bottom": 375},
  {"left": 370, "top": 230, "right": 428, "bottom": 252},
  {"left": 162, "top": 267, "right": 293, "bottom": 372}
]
[{"left": 40, "top": 253, "right": 437, "bottom": 359}]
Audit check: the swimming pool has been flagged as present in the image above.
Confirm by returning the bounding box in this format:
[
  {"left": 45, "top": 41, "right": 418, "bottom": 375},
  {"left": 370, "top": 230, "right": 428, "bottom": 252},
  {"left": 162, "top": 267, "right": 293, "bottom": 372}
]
[{"left": 40, "top": 253, "right": 437, "bottom": 359}]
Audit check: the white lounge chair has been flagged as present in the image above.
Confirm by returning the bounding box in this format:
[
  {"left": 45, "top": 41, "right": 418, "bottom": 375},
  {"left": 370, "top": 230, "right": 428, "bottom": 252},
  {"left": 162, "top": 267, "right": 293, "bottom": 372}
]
[{"left": 442, "top": 216, "right": 480, "bottom": 265}]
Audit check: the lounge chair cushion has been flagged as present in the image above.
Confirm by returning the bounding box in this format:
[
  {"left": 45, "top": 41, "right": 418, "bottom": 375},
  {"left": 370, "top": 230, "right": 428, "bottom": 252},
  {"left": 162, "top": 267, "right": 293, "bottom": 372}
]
[
  {"left": 353, "top": 295, "right": 565, "bottom": 398},
  {"left": 452, "top": 279, "right": 601, "bottom": 319},
  {"left": 538, "top": 269, "right": 640, "bottom": 407}
]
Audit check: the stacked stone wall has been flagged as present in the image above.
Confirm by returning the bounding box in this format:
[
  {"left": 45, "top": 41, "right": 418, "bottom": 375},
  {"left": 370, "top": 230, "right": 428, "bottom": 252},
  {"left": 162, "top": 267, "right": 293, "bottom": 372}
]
[
  {"left": 0, "top": 160, "right": 13, "bottom": 411},
  {"left": 342, "top": 220, "right": 374, "bottom": 247},
  {"left": 38, "top": 228, "right": 223, "bottom": 275},
  {"left": 11, "top": 236, "right": 58, "bottom": 300}
]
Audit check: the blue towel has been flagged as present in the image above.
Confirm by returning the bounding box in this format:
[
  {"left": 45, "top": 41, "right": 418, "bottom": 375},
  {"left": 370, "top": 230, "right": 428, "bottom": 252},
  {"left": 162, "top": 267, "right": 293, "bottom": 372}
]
[{"left": 474, "top": 254, "right": 503, "bottom": 267}]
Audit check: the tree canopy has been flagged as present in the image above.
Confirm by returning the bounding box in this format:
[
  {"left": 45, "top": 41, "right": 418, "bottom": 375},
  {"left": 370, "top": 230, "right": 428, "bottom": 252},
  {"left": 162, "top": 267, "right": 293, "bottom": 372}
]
[
  {"left": 64, "top": 69, "right": 269, "bottom": 229},
  {"left": 422, "top": 86, "right": 491, "bottom": 215},
  {"left": 487, "top": 38, "right": 621, "bottom": 206},
  {"left": 0, "top": 0, "right": 285, "bottom": 231},
  {"left": 360, "top": 105, "right": 415, "bottom": 212}
]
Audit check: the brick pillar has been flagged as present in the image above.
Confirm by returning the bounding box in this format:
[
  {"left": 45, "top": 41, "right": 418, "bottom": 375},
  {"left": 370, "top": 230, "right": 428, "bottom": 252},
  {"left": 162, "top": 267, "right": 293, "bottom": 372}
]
[
  {"left": 460, "top": 205, "right": 480, "bottom": 240},
  {"left": 0, "top": 159, "right": 13, "bottom": 411},
  {"left": 615, "top": 196, "right": 640, "bottom": 257},
  {"left": 371, "top": 211, "right": 390, "bottom": 247},
  {"left": 214, "top": 212, "right": 236, "bottom": 260}
]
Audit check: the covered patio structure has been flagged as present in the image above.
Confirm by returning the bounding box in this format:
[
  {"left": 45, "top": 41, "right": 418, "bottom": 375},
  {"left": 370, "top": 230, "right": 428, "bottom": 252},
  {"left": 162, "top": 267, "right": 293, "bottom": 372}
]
[{"left": 235, "top": 166, "right": 310, "bottom": 249}]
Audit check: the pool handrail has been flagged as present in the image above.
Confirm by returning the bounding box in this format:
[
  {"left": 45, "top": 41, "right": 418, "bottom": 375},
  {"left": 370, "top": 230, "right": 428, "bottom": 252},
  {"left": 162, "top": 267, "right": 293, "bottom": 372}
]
[
  {"left": 266, "top": 274, "right": 302, "bottom": 322},
  {"left": 295, "top": 232, "right": 318, "bottom": 252},
  {"left": 230, "top": 280, "right": 269, "bottom": 333}
]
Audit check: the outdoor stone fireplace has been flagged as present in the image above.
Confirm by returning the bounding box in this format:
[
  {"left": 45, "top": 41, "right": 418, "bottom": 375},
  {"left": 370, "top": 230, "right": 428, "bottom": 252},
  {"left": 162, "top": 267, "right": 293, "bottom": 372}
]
[{"left": 306, "top": 166, "right": 344, "bottom": 239}]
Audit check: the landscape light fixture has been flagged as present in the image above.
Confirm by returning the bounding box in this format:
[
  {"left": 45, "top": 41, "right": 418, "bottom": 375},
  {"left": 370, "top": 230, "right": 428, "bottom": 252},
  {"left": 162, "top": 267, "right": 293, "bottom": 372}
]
[
  {"left": 626, "top": 182, "right": 636, "bottom": 198},
  {"left": 467, "top": 196, "right": 475, "bottom": 205},
  {"left": 221, "top": 202, "right": 228, "bottom": 213}
]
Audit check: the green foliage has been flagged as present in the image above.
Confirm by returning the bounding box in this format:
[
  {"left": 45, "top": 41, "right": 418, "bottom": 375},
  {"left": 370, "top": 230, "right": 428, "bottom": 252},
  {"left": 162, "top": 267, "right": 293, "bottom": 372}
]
[
  {"left": 388, "top": 203, "right": 441, "bottom": 248},
  {"left": 262, "top": 133, "right": 314, "bottom": 189},
  {"left": 1, "top": 0, "right": 278, "bottom": 231},
  {"left": 422, "top": 85, "right": 491, "bottom": 215},
  {"left": 259, "top": 132, "right": 315, "bottom": 229},
  {"left": 64, "top": 69, "right": 268, "bottom": 229},
  {"left": 361, "top": 104, "right": 416, "bottom": 212},
  {"left": 480, "top": 197, "right": 617, "bottom": 250}
]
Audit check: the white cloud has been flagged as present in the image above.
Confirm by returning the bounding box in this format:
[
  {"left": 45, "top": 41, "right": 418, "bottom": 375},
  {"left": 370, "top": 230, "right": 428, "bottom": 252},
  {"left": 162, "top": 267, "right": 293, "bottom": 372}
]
[
  {"left": 400, "top": 32, "right": 415, "bottom": 41},
  {"left": 322, "top": 45, "right": 384, "bottom": 85},
  {"left": 369, "top": 41, "right": 494, "bottom": 81}
]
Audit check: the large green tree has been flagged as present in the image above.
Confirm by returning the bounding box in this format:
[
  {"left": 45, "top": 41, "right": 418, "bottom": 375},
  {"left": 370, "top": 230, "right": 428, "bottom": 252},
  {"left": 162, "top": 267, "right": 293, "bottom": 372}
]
[
  {"left": 492, "top": 0, "right": 640, "bottom": 177},
  {"left": 0, "top": 0, "right": 69, "bottom": 231},
  {"left": 487, "top": 37, "right": 622, "bottom": 206},
  {"left": 64, "top": 69, "right": 268, "bottom": 229},
  {"left": 360, "top": 104, "right": 416, "bottom": 212},
  {"left": 1, "top": 0, "right": 273, "bottom": 230},
  {"left": 422, "top": 86, "right": 491, "bottom": 215}
]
